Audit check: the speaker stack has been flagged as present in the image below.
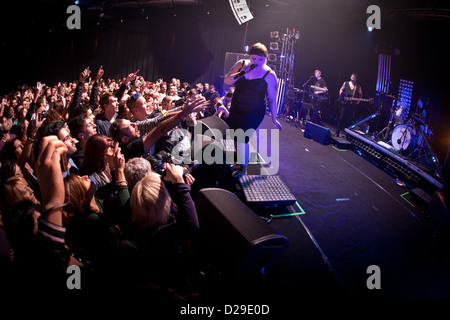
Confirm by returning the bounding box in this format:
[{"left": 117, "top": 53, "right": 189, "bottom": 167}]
[
  {"left": 194, "top": 188, "right": 290, "bottom": 281},
  {"left": 303, "top": 121, "right": 331, "bottom": 145}
]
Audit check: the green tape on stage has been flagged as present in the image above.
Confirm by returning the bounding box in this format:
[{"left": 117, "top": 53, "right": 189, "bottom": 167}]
[
  {"left": 400, "top": 192, "right": 415, "bottom": 208},
  {"left": 271, "top": 201, "right": 306, "bottom": 218}
]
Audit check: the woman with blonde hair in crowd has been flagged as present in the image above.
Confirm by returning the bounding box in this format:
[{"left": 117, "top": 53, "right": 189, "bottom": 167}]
[
  {"left": 4, "top": 175, "right": 40, "bottom": 207},
  {"left": 129, "top": 163, "right": 198, "bottom": 290},
  {"left": 63, "top": 145, "right": 130, "bottom": 266}
]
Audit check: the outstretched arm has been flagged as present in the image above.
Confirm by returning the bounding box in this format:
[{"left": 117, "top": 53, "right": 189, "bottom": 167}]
[
  {"left": 142, "top": 97, "right": 208, "bottom": 153},
  {"left": 35, "top": 136, "right": 68, "bottom": 226}
]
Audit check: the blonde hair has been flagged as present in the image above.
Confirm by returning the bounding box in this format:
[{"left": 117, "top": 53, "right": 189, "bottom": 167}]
[
  {"left": 4, "top": 175, "right": 29, "bottom": 206},
  {"left": 63, "top": 174, "right": 88, "bottom": 225},
  {"left": 130, "top": 172, "right": 172, "bottom": 228}
]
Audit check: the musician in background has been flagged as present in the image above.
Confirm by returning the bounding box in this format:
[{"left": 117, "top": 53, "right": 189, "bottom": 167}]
[
  {"left": 335, "top": 73, "right": 363, "bottom": 137},
  {"left": 415, "top": 96, "right": 428, "bottom": 121},
  {"left": 309, "top": 69, "right": 328, "bottom": 124}
]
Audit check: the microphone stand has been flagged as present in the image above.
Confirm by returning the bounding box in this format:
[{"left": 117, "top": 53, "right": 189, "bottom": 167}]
[{"left": 297, "top": 76, "right": 314, "bottom": 124}]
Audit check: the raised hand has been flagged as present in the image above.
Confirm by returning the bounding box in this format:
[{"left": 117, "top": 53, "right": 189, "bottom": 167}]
[
  {"left": 79, "top": 67, "right": 91, "bottom": 83},
  {"left": 125, "top": 69, "right": 139, "bottom": 85},
  {"left": 95, "top": 65, "right": 104, "bottom": 82},
  {"left": 182, "top": 97, "right": 209, "bottom": 115},
  {"left": 163, "top": 163, "right": 186, "bottom": 184},
  {"left": 35, "top": 136, "right": 68, "bottom": 225}
]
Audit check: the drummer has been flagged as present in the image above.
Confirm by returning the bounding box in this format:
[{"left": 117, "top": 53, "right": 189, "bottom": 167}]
[{"left": 415, "top": 97, "right": 427, "bottom": 121}]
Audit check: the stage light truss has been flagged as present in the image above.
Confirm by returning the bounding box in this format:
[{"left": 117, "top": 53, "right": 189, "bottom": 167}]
[{"left": 272, "top": 28, "right": 299, "bottom": 114}]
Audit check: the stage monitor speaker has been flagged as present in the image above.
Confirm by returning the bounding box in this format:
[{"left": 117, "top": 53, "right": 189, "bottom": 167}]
[
  {"left": 229, "top": 0, "right": 253, "bottom": 25},
  {"left": 194, "top": 188, "right": 290, "bottom": 281},
  {"left": 304, "top": 121, "right": 331, "bottom": 145},
  {"left": 194, "top": 116, "right": 230, "bottom": 140},
  {"left": 426, "top": 191, "right": 450, "bottom": 238}
]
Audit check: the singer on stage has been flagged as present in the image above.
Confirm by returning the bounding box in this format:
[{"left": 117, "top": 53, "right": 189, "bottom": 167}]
[{"left": 224, "top": 42, "right": 283, "bottom": 177}]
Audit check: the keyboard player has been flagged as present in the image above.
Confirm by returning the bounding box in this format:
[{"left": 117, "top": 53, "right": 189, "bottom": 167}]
[{"left": 309, "top": 69, "right": 328, "bottom": 124}]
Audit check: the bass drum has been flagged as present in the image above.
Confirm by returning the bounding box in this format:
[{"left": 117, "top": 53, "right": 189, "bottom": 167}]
[{"left": 391, "top": 125, "right": 417, "bottom": 151}]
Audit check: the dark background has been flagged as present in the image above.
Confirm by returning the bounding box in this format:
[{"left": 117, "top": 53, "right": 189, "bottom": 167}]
[{"left": 1, "top": 0, "right": 449, "bottom": 181}]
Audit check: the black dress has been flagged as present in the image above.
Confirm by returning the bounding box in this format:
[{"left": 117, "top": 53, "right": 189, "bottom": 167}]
[{"left": 227, "top": 68, "right": 271, "bottom": 139}]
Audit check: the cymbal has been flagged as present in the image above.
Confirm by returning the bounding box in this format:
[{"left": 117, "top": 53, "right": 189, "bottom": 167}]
[
  {"left": 385, "top": 94, "right": 402, "bottom": 102},
  {"left": 411, "top": 113, "right": 424, "bottom": 119}
]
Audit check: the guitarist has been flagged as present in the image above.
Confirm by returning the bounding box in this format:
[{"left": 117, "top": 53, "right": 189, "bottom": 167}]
[
  {"left": 335, "top": 73, "right": 363, "bottom": 137},
  {"left": 309, "top": 69, "right": 328, "bottom": 124}
]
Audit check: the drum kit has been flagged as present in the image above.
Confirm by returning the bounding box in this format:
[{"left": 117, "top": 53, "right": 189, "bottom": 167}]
[{"left": 379, "top": 95, "right": 435, "bottom": 164}]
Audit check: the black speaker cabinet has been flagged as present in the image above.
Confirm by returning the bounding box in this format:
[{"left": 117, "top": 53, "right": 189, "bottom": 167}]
[
  {"left": 426, "top": 191, "right": 450, "bottom": 238},
  {"left": 303, "top": 121, "right": 331, "bottom": 145},
  {"left": 194, "top": 188, "right": 290, "bottom": 281},
  {"left": 194, "top": 116, "right": 230, "bottom": 140}
]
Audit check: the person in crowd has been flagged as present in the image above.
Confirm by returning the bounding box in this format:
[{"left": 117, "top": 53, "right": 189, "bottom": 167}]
[
  {"left": 127, "top": 92, "right": 171, "bottom": 129},
  {"left": 67, "top": 66, "right": 102, "bottom": 121},
  {"left": 63, "top": 144, "right": 129, "bottom": 267},
  {"left": 95, "top": 70, "right": 138, "bottom": 136},
  {"left": 129, "top": 163, "right": 199, "bottom": 290},
  {"left": 0, "top": 115, "right": 16, "bottom": 159},
  {"left": 123, "top": 157, "right": 153, "bottom": 192},
  {"left": 221, "top": 89, "right": 234, "bottom": 109},
  {"left": 207, "top": 85, "right": 221, "bottom": 106},
  {"left": 117, "top": 101, "right": 133, "bottom": 120},
  {"left": 67, "top": 114, "right": 97, "bottom": 169},
  {"left": 1, "top": 136, "right": 71, "bottom": 294},
  {"left": 109, "top": 96, "right": 208, "bottom": 160},
  {"left": 2, "top": 114, "right": 44, "bottom": 200},
  {"left": 80, "top": 133, "right": 117, "bottom": 188},
  {"left": 212, "top": 97, "right": 229, "bottom": 119},
  {"left": 43, "top": 120, "right": 80, "bottom": 177},
  {"left": 4, "top": 175, "right": 40, "bottom": 208},
  {"left": 202, "top": 82, "right": 210, "bottom": 100}
]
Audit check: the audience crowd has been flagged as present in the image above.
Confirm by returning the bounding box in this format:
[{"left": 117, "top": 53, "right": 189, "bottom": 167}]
[{"left": 0, "top": 66, "right": 234, "bottom": 298}]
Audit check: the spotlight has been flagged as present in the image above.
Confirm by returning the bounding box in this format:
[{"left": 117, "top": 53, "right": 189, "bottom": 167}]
[
  {"left": 368, "top": 27, "right": 373, "bottom": 32},
  {"left": 74, "top": 0, "right": 79, "bottom": 4},
  {"left": 268, "top": 54, "right": 277, "bottom": 62},
  {"left": 269, "top": 42, "right": 279, "bottom": 51}
]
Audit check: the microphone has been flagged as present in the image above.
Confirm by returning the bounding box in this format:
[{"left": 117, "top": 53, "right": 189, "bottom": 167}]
[{"left": 234, "top": 64, "right": 256, "bottom": 80}]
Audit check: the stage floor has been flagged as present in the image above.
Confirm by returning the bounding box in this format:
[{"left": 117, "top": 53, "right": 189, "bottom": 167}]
[{"left": 197, "top": 115, "right": 450, "bottom": 306}]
